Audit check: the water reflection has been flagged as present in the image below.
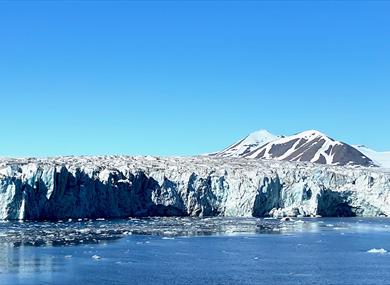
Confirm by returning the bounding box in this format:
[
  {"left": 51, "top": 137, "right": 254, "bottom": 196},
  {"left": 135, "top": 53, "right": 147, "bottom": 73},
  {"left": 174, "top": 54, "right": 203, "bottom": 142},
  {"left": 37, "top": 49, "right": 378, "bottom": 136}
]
[
  {"left": 0, "top": 245, "right": 63, "bottom": 275},
  {"left": 1, "top": 217, "right": 390, "bottom": 285}
]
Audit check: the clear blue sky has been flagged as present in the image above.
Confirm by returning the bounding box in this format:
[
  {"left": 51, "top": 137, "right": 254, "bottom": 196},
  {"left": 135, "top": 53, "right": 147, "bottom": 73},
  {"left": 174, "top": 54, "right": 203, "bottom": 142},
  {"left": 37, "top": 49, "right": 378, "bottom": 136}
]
[{"left": 0, "top": 1, "right": 389, "bottom": 156}]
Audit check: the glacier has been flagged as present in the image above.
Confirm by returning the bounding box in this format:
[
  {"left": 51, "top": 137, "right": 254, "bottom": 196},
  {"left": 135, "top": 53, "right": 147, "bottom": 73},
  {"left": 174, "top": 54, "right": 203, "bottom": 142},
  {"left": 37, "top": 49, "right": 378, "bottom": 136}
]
[
  {"left": 0, "top": 156, "right": 389, "bottom": 220},
  {"left": 353, "top": 145, "right": 390, "bottom": 169}
]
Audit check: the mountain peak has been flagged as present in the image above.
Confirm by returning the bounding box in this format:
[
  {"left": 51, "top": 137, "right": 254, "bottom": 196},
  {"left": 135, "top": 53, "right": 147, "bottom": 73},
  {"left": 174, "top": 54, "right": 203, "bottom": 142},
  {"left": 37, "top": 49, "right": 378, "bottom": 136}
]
[
  {"left": 210, "top": 129, "right": 376, "bottom": 167},
  {"left": 212, "top": 129, "right": 279, "bottom": 158},
  {"left": 244, "top": 129, "right": 277, "bottom": 144},
  {"left": 296, "top": 129, "right": 326, "bottom": 137}
]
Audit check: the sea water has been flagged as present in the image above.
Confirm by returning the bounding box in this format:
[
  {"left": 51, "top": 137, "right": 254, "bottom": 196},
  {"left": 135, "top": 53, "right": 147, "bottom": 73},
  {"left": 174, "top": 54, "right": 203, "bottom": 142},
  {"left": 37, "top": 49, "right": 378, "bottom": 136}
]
[{"left": 1, "top": 217, "right": 390, "bottom": 285}]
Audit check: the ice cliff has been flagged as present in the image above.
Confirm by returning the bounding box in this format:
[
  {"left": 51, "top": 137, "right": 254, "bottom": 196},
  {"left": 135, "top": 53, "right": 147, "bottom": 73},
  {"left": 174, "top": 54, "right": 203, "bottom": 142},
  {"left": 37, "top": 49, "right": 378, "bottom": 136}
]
[{"left": 0, "top": 156, "right": 389, "bottom": 220}]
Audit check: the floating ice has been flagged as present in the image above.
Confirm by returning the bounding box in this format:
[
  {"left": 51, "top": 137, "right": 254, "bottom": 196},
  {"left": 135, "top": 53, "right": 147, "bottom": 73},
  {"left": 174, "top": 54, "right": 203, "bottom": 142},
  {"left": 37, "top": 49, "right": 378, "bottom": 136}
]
[
  {"left": 367, "top": 248, "right": 387, "bottom": 254},
  {"left": 0, "top": 217, "right": 389, "bottom": 248}
]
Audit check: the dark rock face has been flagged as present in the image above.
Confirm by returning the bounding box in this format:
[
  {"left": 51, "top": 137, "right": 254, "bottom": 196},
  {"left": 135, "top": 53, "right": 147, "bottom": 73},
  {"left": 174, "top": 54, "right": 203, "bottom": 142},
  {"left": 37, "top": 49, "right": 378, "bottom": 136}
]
[
  {"left": 285, "top": 138, "right": 325, "bottom": 161},
  {"left": 331, "top": 144, "right": 374, "bottom": 167},
  {"left": 267, "top": 139, "right": 300, "bottom": 158}
]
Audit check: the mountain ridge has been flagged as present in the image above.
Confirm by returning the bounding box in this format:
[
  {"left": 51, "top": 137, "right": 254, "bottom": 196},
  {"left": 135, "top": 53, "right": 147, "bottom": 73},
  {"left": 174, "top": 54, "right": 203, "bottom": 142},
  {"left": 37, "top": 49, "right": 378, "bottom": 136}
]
[{"left": 211, "top": 129, "right": 385, "bottom": 168}]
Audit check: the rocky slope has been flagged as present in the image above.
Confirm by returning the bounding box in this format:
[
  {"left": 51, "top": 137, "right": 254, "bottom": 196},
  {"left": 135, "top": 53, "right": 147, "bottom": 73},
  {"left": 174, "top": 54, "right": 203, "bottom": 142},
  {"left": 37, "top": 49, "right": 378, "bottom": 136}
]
[
  {"left": 213, "top": 130, "right": 376, "bottom": 167},
  {"left": 0, "top": 156, "right": 389, "bottom": 220}
]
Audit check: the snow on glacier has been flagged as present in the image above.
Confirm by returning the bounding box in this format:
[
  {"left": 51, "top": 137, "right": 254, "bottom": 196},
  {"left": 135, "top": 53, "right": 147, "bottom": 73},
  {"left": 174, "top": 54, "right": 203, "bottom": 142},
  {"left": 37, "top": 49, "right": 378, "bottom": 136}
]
[
  {"left": 354, "top": 145, "right": 390, "bottom": 169},
  {"left": 0, "top": 155, "right": 390, "bottom": 220}
]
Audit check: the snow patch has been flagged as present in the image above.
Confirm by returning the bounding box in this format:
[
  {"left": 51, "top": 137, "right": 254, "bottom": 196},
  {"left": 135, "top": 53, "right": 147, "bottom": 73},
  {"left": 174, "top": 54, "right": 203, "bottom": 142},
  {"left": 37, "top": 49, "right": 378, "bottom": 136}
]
[
  {"left": 212, "top": 129, "right": 280, "bottom": 157},
  {"left": 353, "top": 145, "right": 390, "bottom": 169}
]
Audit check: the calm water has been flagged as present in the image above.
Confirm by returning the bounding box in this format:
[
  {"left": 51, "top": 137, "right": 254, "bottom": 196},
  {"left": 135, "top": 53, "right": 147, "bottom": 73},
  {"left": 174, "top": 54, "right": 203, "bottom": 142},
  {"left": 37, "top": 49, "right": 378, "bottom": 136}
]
[{"left": 1, "top": 217, "right": 390, "bottom": 285}]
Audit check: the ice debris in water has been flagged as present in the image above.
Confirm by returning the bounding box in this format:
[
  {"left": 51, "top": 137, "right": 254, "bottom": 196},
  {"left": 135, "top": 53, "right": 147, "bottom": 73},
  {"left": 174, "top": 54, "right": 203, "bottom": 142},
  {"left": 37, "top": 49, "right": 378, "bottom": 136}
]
[
  {"left": 0, "top": 217, "right": 389, "bottom": 248},
  {"left": 0, "top": 217, "right": 304, "bottom": 247},
  {"left": 367, "top": 248, "right": 387, "bottom": 254}
]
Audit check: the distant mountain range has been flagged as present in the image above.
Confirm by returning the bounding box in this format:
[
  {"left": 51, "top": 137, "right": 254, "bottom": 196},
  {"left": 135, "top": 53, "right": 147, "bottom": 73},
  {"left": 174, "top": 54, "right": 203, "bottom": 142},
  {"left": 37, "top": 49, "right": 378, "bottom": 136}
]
[{"left": 210, "top": 129, "right": 390, "bottom": 168}]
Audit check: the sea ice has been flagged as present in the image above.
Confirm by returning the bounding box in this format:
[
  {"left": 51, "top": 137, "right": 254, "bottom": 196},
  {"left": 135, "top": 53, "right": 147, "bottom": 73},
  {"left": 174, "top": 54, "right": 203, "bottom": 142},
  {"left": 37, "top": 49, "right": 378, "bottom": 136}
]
[{"left": 367, "top": 248, "right": 387, "bottom": 254}]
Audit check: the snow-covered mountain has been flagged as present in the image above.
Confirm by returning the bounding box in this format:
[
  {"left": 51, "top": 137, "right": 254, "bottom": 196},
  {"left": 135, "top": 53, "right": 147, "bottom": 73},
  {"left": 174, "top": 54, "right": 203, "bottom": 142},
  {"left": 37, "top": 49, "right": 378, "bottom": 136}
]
[
  {"left": 210, "top": 130, "right": 280, "bottom": 157},
  {"left": 213, "top": 130, "right": 376, "bottom": 167},
  {"left": 353, "top": 145, "right": 390, "bottom": 169}
]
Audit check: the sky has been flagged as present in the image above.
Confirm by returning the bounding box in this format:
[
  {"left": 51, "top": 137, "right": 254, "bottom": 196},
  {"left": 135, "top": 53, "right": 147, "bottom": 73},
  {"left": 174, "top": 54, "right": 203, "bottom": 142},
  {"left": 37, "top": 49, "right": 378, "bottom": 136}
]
[{"left": 0, "top": 0, "right": 389, "bottom": 157}]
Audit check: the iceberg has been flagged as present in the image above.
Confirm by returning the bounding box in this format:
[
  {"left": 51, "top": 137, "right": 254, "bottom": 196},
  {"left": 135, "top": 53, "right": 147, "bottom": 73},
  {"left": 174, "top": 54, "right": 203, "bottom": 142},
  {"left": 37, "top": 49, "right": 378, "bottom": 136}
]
[{"left": 367, "top": 248, "right": 387, "bottom": 254}]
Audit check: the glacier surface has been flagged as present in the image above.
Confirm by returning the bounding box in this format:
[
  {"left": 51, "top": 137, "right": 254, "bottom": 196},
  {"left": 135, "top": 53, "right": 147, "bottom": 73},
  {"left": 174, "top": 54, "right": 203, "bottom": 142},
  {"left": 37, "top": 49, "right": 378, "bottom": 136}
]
[
  {"left": 353, "top": 145, "right": 390, "bottom": 169},
  {"left": 0, "top": 156, "right": 390, "bottom": 220}
]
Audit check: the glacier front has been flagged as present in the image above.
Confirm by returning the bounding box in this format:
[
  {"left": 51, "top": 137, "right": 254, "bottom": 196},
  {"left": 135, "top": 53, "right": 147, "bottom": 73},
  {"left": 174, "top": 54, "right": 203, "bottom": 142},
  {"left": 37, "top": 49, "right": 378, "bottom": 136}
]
[{"left": 0, "top": 156, "right": 389, "bottom": 220}]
